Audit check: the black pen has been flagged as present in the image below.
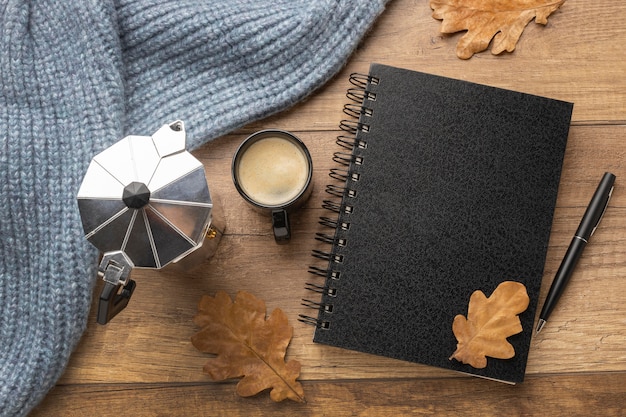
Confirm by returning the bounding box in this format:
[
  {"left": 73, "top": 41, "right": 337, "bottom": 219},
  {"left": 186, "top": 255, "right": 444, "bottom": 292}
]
[{"left": 536, "top": 172, "right": 616, "bottom": 334}]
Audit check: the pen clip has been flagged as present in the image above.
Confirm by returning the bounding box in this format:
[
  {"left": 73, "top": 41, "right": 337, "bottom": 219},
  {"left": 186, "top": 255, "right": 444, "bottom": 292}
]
[{"left": 590, "top": 185, "right": 614, "bottom": 238}]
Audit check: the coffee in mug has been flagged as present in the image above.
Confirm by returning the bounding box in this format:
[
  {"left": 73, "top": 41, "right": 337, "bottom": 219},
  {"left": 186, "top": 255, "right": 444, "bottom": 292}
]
[{"left": 232, "top": 130, "right": 313, "bottom": 243}]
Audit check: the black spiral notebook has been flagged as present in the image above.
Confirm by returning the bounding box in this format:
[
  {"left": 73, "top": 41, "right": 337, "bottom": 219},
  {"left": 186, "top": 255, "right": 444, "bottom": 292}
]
[{"left": 301, "top": 63, "right": 573, "bottom": 383}]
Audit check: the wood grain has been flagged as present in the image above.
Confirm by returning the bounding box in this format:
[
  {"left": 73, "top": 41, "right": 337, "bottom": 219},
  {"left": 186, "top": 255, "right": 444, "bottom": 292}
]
[
  {"left": 33, "top": 0, "right": 626, "bottom": 415},
  {"left": 33, "top": 373, "right": 626, "bottom": 417}
]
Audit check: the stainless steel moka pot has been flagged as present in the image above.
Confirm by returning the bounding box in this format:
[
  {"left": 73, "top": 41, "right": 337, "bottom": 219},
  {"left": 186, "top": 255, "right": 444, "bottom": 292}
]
[{"left": 77, "top": 121, "right": 224, "bottom": 324}]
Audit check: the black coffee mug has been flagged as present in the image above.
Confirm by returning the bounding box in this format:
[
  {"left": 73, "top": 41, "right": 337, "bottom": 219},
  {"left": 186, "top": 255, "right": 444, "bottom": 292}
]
[{"left": 232, "top": 129, "right": 313, "bottom": 243}]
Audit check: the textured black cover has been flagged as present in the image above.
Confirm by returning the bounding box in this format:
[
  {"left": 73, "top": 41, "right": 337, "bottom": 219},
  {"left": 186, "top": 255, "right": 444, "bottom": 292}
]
[{"left": 310, "top": 63, "right": 573, "bottom": 383}]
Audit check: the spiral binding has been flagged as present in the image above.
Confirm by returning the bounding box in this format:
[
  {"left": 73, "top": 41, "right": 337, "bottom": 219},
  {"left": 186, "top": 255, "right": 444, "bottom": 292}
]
[
  {"left": 321, "top": 199, "right": 354, "bottom": 215},
  {"left": 343, "top": 103, "right": 373, "bottom": 119},
  {"left": 299, "top": 72, "right": 375, "bottom": 330},
  {"left": 336, "top": 134, "right": 367, "bottom": 150},
  {"left": 328, "top": 168, "right": 361, "bottom": 183},
  {"left": 339, "top": 120, "right": 369, "bottom": 134},
  {"left": 333, "top": 151, "right": 364, "bottom": 167},
  {"left": 349, "top": 72, "right": 380, "bottom": 88}
]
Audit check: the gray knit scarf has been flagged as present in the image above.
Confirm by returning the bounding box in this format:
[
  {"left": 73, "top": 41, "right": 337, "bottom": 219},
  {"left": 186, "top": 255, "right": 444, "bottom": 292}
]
[{"left": 0, "top": 1, "right": 387, "bottom": 415}]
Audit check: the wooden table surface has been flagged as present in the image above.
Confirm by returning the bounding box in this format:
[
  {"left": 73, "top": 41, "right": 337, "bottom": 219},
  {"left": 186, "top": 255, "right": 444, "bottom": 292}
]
[{"left": 32, "top": 1, "right": 626, "bottom": 415}]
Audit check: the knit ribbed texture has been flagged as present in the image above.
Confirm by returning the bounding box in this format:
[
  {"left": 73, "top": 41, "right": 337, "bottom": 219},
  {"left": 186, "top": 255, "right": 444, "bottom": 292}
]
[{"left": 0, "top": 1, "right": 387, "bottom": 415}]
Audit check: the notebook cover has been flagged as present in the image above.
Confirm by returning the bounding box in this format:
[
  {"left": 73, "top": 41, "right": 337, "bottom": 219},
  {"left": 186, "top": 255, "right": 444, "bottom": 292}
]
[{"left": 310, "top": 63, "right": 573, "bottom": 383}]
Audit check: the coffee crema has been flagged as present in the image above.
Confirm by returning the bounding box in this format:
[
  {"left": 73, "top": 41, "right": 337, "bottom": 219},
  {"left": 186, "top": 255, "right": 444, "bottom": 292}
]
[{"left": 236, "top": 136, "right": 310, "bottom": 207}]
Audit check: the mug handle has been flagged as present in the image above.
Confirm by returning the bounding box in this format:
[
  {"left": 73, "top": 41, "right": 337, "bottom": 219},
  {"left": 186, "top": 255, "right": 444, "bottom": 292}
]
[{"left": 272, "top": 209, "right": 291, "bottom": 244}]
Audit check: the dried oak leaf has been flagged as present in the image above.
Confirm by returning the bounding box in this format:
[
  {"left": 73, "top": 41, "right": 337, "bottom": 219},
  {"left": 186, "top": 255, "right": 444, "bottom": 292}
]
[
  {"left": 430, "top": 0, "right": 566, "bottom": 59},
  {"left": 450, "top": 281, "right": 529, "bottom": 369},
  {"left": 191, "top": 291, "right": 305, "bottom": 403}
]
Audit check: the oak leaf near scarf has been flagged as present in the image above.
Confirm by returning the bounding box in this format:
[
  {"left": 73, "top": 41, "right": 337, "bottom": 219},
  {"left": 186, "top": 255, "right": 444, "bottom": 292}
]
[
  {"left": 191, "top": 291, "right": 305, "bottom": 403},
  {"left": 430, "top": 0, "right": 566, "bottom": 59}
]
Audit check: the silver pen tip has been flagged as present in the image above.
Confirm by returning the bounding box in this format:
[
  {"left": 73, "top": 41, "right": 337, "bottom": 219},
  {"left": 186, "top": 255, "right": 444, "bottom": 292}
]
[{"left": 536, "top": 319, "right": 546, "bottom": 334}]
